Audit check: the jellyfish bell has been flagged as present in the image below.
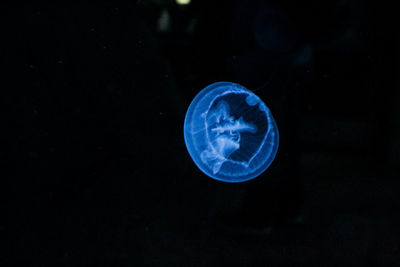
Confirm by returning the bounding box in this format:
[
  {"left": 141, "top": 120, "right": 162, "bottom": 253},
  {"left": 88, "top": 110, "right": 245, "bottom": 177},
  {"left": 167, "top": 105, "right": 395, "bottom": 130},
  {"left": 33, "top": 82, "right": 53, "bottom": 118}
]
[{"left": 184, "top": 82, "right": 279, "bottom": 183}]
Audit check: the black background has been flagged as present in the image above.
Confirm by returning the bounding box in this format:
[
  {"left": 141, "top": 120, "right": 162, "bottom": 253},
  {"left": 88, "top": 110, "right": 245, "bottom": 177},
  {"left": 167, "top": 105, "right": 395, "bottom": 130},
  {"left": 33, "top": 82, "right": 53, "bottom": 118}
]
[{"left": 6, "top": 2, "right": 400, "bottom": 266}]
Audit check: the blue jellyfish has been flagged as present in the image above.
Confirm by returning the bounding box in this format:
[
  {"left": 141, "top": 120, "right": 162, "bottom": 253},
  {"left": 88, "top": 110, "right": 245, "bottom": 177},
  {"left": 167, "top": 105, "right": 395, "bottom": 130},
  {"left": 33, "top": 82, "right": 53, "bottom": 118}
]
[{"left": 184, "top": 82, "right": 279, "bottom": 183}]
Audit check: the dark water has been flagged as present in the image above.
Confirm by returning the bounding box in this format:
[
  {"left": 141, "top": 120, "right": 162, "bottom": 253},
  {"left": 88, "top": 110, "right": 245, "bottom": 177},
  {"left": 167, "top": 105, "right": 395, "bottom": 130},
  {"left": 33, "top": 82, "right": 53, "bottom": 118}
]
[{"left": 6, "top": 2, "right": 399, "bottom": 266}]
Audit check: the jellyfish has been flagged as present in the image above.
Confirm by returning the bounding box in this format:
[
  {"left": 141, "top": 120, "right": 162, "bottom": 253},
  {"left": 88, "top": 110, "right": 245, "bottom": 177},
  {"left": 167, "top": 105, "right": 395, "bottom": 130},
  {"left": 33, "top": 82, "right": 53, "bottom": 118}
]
[{"left": 184, "top": 82, "right": 279, "bottom": 183}]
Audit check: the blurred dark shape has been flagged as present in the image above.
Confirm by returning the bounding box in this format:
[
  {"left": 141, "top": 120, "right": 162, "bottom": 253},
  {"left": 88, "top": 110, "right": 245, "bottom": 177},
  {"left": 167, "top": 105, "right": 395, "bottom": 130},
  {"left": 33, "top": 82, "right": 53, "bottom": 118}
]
[
  {"left": 253, "top": 8, "right": 298, "bottom": 52},
  {"left": 293, "top": 44, "right": 313, "bottom": 65},
  {"left": 157, "top": 9, "right": 171, "bottom": 32}
]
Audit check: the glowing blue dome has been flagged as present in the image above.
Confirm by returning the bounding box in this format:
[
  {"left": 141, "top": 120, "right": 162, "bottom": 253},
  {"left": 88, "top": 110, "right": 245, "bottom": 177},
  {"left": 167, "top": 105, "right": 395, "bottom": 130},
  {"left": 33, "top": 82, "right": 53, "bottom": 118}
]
[{"left": 184, "top": 82, "right": 279, "bottom": 183}]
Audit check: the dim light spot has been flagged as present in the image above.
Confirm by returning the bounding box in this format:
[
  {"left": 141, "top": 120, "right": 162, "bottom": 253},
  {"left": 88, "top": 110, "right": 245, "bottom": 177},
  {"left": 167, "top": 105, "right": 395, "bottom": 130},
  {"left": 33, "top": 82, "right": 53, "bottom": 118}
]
[{"left": 176, "top": 0, "right": 191, "bottom": 5}]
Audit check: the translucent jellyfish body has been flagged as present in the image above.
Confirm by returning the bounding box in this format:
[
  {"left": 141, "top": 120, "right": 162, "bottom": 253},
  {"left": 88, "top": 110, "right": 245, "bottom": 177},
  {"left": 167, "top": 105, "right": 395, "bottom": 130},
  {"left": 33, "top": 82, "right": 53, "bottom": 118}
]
[{"left": 184, "top": 82, "right": 279, "bottom": 182}]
